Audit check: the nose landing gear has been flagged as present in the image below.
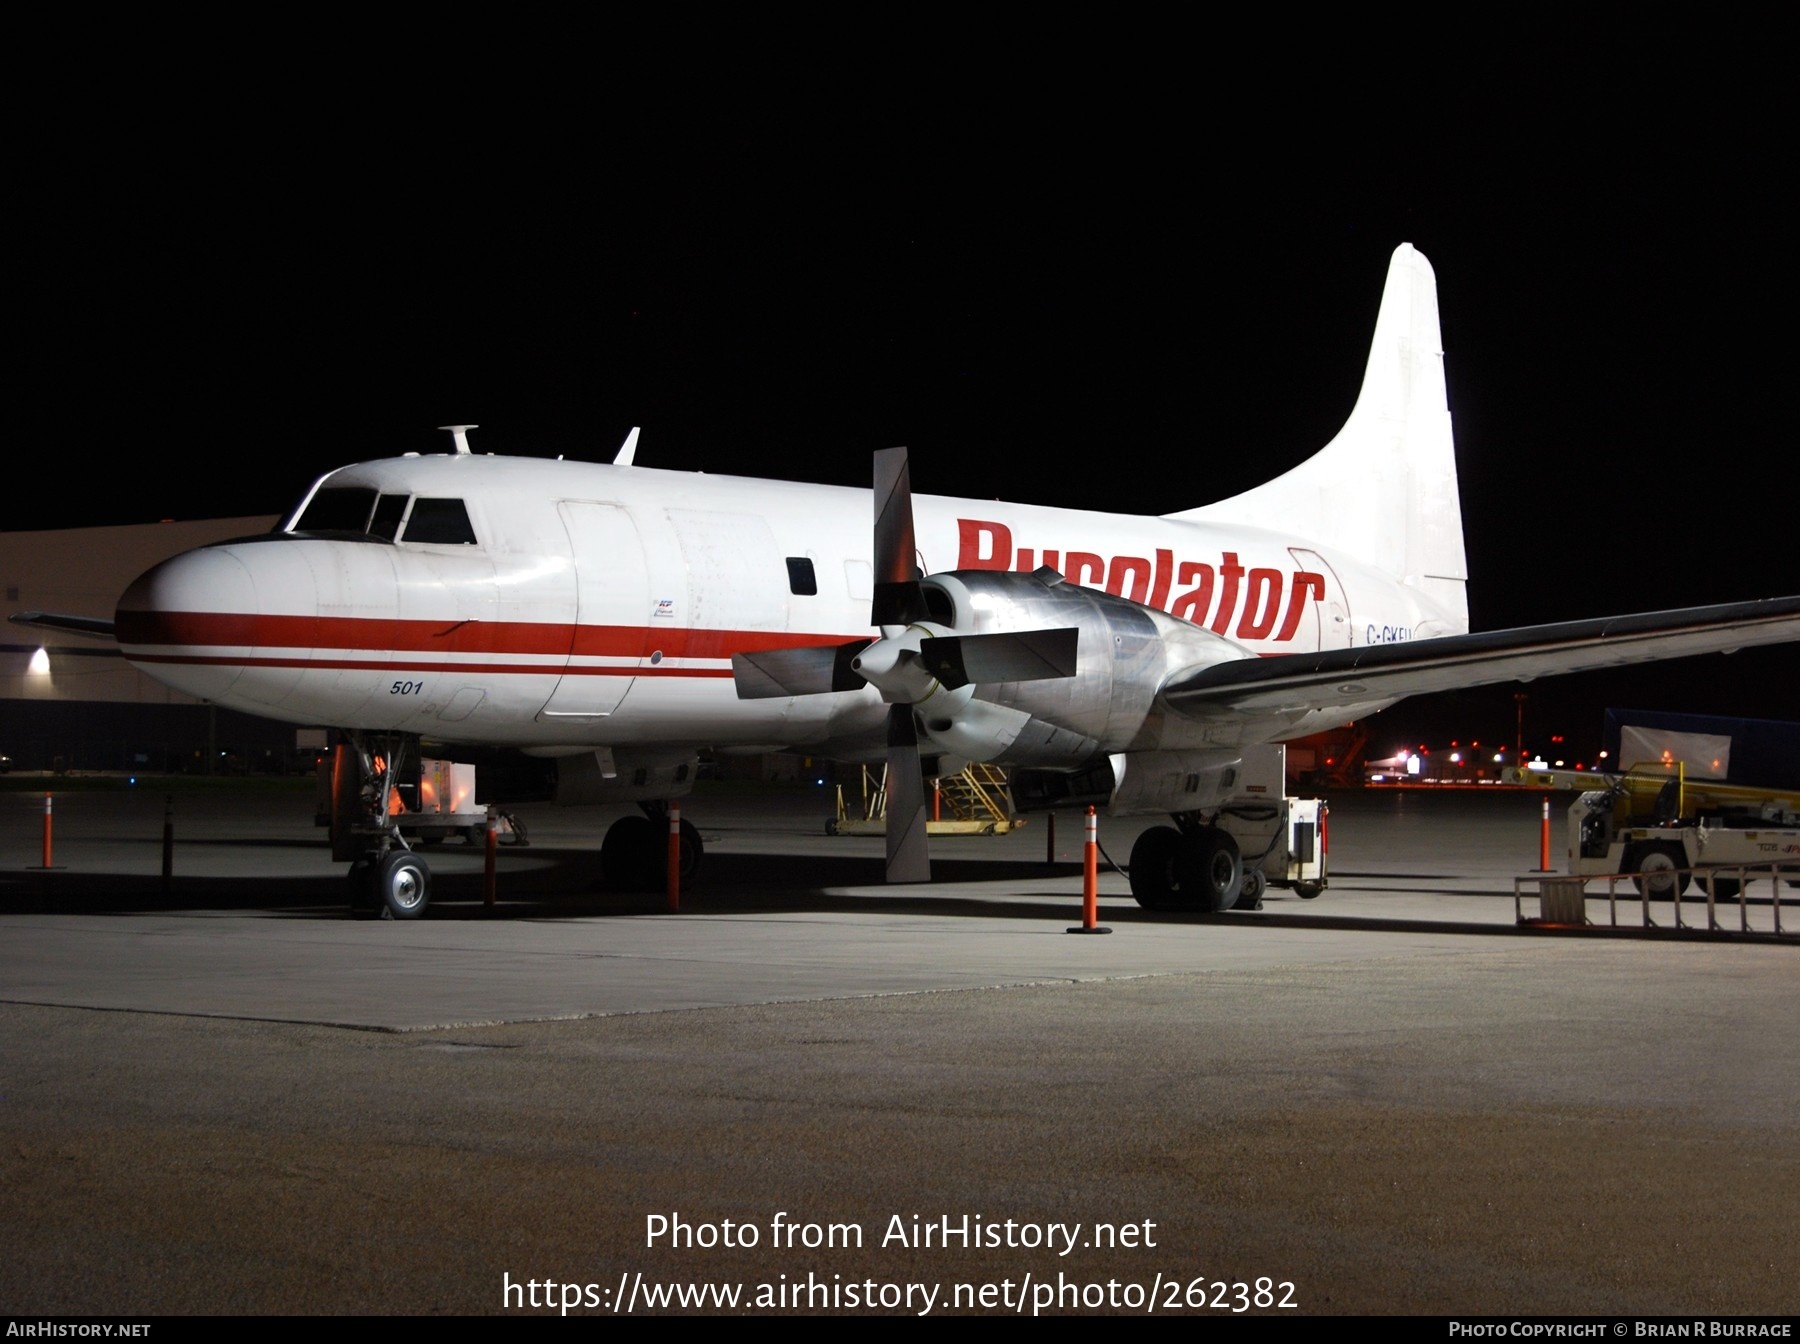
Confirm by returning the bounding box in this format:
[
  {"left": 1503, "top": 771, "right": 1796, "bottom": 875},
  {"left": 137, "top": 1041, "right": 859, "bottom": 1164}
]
[{"left": 335, "top": 732, "right": 432, "bottom": 919}]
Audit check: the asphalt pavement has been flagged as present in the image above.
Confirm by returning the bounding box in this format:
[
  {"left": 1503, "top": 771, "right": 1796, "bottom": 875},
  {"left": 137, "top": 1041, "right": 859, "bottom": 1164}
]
[{"left": 2, "top": 781, "right": 1793, "bottom": 1316}]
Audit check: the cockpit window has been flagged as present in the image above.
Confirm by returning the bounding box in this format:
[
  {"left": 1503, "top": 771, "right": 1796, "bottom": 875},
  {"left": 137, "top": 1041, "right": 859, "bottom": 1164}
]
[
  {"left": 402, "top": 498, "right": 477, "bottom": 545},
  {"left": 369, "top": 493, "right": 409, "bottom": 541},
  {"left": 287, "top": 488, "right": 476, "bottom": 546},
  {"left": 293, "top": 487, "right": 377, "bottom": 534}
]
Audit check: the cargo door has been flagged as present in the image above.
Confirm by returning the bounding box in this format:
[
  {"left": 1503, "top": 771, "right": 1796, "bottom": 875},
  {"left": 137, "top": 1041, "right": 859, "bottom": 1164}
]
[{"left": 538, "top": 501, "right": 648, "bottom": 723}]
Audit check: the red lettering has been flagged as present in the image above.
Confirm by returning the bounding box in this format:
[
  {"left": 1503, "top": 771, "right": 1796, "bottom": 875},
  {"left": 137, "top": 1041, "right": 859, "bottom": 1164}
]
[
  {"left": 1274, "top": 572, "right": 1325, "bottom": 641},
  {"left": 1209, "top": 552, "right": 1244, "bottom": 635},
  {"left": 1066, "top": 552, "right": 1105, "bottom": 586},
  {"left": 1106, "top": 554, "right": 1153, "bottom": 603},
  {"left": 956, "top": 519, "right": 1011, "bottom": 570},
  {"left": 1235, "top": 567, "right": 1283, "bottom": 640},
  {"left": 1149, "top": 548, "right": 1174, "bottom": 611},
  {"left": 1171, "top": 561, "right": 1216, "bottom": 624},
  {"left": 954, "top": 529, "right": 1321, "bottom": 646}
]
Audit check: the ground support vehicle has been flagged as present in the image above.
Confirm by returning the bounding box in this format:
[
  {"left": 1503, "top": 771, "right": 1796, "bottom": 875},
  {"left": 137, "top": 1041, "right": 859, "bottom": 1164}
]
[
  {"left": 1203, "top": 744, "right": 1328, "bottom": 909},
  {"left": 1215, "top": 794, "right": 1328, "bottom": 908},
  {"left": 1508, "top": 764, "right": 1800, "bottom": 901}
]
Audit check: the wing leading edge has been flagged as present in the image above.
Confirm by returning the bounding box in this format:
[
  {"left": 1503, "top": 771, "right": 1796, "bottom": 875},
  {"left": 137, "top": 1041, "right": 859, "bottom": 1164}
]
[
  {"left": 1162, "top": 596, "right": 1800, "bottom": 718},
  {"left": 9, "top": 612, "right": 118, "bottom": 641}
]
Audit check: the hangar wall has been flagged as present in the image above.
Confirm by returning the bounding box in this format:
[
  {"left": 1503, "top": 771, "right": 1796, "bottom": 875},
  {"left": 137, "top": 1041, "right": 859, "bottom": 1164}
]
[{"left": 0, "top": 518, "right": 298, "bottom": 772}]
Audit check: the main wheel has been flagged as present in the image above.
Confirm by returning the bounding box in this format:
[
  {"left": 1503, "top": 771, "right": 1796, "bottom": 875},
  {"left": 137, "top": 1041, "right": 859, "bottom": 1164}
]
[
  {"left": 1128, "top": 826, "right": 1182, "bottom": 909},
  {"left": 1177, "top": 828, "right": 1241, "bottom": 913},
  {"left": 601, "top": 815, "right": 655, "bottom": 891},
  {"left": 376, "top": 850, "right": 430, "bottom": 919},
  {"left": 650, "top": 817, "right": 704, "bottom": 886}
]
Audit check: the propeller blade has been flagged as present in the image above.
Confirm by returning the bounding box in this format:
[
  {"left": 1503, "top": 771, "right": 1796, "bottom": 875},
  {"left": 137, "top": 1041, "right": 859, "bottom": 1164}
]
[
  {"left": 871, "top": 447, "right": 929, "bottom": 627},
  {"left": 884, "top": 703, "right": 931, "bottom": 883},
  {"left": 917, "top": 628, "right": 1080, "bottom": 690},
  {"left": 731, "top": 641, "right": 871, "bottom": 699}
]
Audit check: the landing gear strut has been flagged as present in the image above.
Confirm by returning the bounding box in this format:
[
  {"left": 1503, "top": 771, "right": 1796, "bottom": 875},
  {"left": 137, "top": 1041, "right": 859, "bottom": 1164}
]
[
  {"left": 600, "top": 803, "right": 702, "bottom": 893},
  {"left": 1128, "top": 815, "right": 1242, "bottom": 913}
]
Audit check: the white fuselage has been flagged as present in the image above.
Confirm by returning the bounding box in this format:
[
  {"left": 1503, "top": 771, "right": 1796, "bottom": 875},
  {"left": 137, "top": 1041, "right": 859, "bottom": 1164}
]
[{"left": 116, "top": 454, "right": 1463, "bottom": 756}]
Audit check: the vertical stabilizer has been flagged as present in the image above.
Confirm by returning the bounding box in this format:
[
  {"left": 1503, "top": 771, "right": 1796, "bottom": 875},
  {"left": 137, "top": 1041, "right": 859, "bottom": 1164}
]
[{"left": 1177, "top": 243, "right": 1468, "bottom": 633}]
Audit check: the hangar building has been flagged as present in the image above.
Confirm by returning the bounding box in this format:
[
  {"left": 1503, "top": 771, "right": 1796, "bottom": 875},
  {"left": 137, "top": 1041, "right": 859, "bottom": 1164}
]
[{"left": 0, "top": 518, "right": 305, "bottom": 773}]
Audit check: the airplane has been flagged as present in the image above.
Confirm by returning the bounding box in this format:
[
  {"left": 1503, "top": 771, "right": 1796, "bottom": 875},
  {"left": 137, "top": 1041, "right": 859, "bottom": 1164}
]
[{"left": 13, "top": 244, "right": 1797, "bottom": 919}]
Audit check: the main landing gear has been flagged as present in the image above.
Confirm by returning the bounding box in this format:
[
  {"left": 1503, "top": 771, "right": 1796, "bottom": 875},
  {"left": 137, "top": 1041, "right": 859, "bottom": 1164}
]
[
  {"left": 600, "top": 803, "right": 702, "bottom": 893},
  {"left": 1128, "top": 815, "right": 1243, "bottom": 913}
]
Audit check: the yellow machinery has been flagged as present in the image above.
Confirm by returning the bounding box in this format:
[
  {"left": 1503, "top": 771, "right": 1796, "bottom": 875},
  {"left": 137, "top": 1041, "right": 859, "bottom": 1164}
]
[{"left": 828, "top": 762, "right": 1021, "bottom": 836}]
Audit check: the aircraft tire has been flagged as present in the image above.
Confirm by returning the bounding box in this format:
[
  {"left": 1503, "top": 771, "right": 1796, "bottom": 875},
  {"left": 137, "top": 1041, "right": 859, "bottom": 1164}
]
[
  {"left": 650, "top": 818, "right": 703, "bottom": 887},
  {"left": 346, "top": 854, "right": 379, "bottom": 913},
  {"left": 376, "top": 850, "right": 430, "bottom": 919},
  {"left": 1294, "top": 881, "right": 1325, "bottom": 900},
  {"left": 1708, "top": 876, "right": 1741, "bottom": 900},
  {"left": 1128, "top": 826, "right": 1182, "bottom": 909},
  {"left": 601, "top": 815, "right": 654, "bottom": 891},
  {"left": 1177, "top": 828, "right": 1241, "bottom": 914}
]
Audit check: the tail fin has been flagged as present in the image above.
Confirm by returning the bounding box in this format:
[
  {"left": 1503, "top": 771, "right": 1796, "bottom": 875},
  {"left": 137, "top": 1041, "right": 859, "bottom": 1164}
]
[{"left": 1174, "top": 243, "right": 1468, "bottom": 633}]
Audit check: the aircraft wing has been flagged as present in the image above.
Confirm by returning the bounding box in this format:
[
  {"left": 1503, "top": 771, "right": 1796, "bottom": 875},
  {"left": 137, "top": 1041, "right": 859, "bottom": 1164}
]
[
  {"left": 1163, "top": 596, "right": 1800, "bottom": 717},
  {"left": 8, "top": 611, "right": 118, "bottom": 641}
]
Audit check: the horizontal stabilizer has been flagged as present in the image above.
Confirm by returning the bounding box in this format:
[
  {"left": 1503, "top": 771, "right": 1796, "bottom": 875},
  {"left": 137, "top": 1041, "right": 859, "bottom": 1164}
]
[
  {"left": 917, "top": 628, "right": 1080, "bottom": 691},
  {"left": 1164, "top": 597, "right": 1800, "bottom": 716},
  {"left": 8, "top": 611, "right": 117, "bottom": 641},
  {"left": 731, "top": 640, "right": 871, "bottom": 699}
]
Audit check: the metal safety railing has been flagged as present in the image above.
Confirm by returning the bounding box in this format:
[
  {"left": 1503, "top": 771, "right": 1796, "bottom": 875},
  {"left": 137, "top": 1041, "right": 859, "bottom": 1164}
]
[{"left": 1515, "top": 864, "right": 1793, "bottom": 935}]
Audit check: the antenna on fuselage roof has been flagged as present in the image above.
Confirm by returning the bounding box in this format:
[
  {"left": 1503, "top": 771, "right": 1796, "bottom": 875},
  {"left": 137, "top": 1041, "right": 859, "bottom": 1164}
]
[
  {"left": 613, "top": 426, "right": 641, "bottom": 466},
  {"left": 437, "top": 424, "right": 477, "bottom": 454}
]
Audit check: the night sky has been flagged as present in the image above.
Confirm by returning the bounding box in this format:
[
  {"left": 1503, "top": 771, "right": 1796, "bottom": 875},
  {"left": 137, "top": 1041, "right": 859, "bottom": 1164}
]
[{"left": 16, "top": 47, "right": 1796, "bottom": 761}]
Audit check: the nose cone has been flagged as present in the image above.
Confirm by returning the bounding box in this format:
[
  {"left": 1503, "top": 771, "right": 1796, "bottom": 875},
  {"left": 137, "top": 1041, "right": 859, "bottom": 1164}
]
[{"left": 117, "top": 547, "right": 260, "bottom": 702}]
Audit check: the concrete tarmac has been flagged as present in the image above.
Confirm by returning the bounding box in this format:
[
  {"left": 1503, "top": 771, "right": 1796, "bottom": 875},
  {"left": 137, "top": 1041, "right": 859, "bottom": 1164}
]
[{"left": 1, "top": 780, "right": 1794, "bottom": 1316}]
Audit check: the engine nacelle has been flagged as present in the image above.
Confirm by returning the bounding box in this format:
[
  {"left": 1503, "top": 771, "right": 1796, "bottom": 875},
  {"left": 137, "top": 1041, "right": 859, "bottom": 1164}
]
[
  {"left": 1013, "top": 749, "right": 1245, "bottom": 818},
  {"left": 915, "top": 569, "right": 1248, "bottom": 764}
]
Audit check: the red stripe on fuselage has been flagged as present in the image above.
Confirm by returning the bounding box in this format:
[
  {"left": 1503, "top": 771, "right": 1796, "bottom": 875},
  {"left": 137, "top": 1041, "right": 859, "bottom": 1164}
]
[
  {"left": 125, "top": 653, "right": 736, "bottom": 677},
  {"left": 116, "top": 611, "right": 859, "bottom": 660}
]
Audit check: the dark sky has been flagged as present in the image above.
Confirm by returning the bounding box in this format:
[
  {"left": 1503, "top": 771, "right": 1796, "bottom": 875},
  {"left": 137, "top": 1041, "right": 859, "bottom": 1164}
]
[{"left": 16, "top": 47, "right": 1796, "bottom": 757}]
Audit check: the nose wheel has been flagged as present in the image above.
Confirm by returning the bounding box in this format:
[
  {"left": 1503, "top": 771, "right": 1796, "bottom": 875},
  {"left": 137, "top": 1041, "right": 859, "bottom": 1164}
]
[
  {"left": 375, "top": 849, "right": 430, "bottom": 918},
  {"left": 347, "top": 847, "right": 432, "bottom": 918}
]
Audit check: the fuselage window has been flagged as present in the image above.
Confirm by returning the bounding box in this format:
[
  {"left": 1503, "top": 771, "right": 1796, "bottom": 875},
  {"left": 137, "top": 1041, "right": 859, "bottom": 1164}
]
[
  {"left": 369, "top": 493, "right": 410, "bottom": 541},
  {"left": 293, "top": 487, "right": 377, "bottom": 534},
  {"left": 403, "top": 498, "right": 478, "bottom": 545},
  {"left": 785, "top": 556, "right": 818, "bottom": 596}
]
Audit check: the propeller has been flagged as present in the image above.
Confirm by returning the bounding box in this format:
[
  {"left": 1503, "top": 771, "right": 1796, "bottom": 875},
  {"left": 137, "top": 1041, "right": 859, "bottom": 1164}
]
[
  {"left": 867, "top": 447, "right": 931, "bottom": 882},
  {"left": 731, "top": 447, "right": 1079, "bottom": 883}
]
